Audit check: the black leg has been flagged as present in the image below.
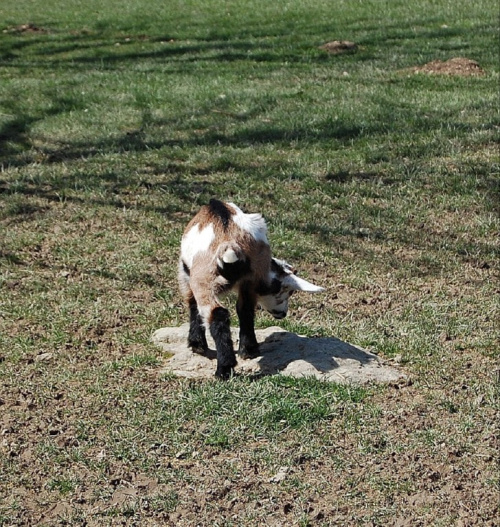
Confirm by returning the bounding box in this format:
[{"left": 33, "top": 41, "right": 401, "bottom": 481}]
[
  {"left": 236, "top": 285, "right": 259, "bottom": 360},
  {"left": 209, "top": 307, "right": 237, "bottom": 379},
  {"left": 188, "top": 297, "right": 208, "bottom": 354}
]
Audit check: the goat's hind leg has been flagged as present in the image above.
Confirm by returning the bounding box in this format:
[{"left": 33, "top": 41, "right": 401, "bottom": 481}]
[
  {"left": 209, "top": 307, "right": 237, "bottom": 379},
  {"left": 236, "top": 284, "right": 260, "bottom": 360},
  {"left": 187, "top": 296, "right": 209, "bottom": 354}
]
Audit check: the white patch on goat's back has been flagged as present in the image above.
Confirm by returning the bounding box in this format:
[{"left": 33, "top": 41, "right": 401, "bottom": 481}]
[
  {"left": 228, "top": 202, "right": 268, "bottom": 242},
  {"left": 181, "top": 222, "right": 215, "bottom": 268}
]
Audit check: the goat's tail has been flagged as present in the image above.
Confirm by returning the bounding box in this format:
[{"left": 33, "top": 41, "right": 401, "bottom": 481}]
[
  {"left": 216, "top": 242, "right": 244, "bottom": 268},
  {"left": 222, "top": 247, "right": 239, "bottom": 264}
]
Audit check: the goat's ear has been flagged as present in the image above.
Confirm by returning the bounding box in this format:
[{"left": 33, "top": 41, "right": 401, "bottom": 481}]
[
  {"left": 283, "top": 274, "right": 325, "bottom": 293},
  {"left": 271, "top": 257, "right": 292, "bottom": 273}
]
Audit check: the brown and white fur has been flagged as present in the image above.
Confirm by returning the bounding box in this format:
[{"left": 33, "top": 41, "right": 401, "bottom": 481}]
[{"left": 178, "top": 199, "right": 324, "bottom": 379}]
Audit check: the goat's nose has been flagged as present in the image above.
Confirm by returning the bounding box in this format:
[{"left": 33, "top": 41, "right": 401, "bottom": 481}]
[{"left": 271, "top": 310, "right": 286, "bottom": 319}]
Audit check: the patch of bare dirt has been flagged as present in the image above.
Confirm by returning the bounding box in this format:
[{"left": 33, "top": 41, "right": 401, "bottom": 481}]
[
  {"left": 3, "top": 23, "right": 48, "bottom": 34},
  {"left": 1, "top": 314, "right": 497, "bottom": 526},
  {"left": 319, "top": 40, "right": 358, "bottom": 54},
  {"left": 409, "top": 57, "right": 485, "bottom": 76}
]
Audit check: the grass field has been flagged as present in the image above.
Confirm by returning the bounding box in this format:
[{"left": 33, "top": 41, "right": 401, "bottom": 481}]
[{"left": 1, "top": 0, "right": 499, "bottom": 525}]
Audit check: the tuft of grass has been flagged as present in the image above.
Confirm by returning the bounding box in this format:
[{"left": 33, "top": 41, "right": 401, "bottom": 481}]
[
  {"left": 171, "top": 376, "right": 366, "bottom": 442},
  {"left": 47, "top": 477, "right": 79, "bottom": 496}
]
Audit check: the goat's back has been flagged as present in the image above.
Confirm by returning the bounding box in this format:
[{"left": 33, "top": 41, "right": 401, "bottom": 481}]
[{"left": 181, "top": 199, "right": 272, "bottom": 285}]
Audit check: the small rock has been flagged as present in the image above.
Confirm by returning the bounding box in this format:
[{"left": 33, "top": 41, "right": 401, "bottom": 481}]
[
  {"left": 269, "top": 466, "right": 290, "bottom": 483},
  {"left": 153, "top": 324, "right": 406, "bottom": 384},
  {"left": 35, "top": 353, "right": 53, "bottom": 362}
]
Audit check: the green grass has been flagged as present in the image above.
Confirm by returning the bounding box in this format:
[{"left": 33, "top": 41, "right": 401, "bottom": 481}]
[{"left": 0, "top": 0, "right": 499, "bottom": 525}]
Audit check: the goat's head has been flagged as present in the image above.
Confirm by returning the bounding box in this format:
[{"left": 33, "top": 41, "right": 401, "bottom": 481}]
[{"left": 258, "top": 258, "right": 324, "bottom": 319}]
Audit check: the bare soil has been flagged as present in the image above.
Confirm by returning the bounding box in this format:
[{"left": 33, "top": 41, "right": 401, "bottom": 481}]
[
  {"left": 3, "top": 23, "right": 48, "bottom": 34},
  {"left": 409, "top": 57, "right": 485, "bottom": 76},
  {"left": 319, "top": 40, "right": 358, "bottom": 54},
  {"left": 5, "top": 373, "right": 496, "bottom": 526},
  {"left": 2, "top": 310, "right": 497, "bottom": 526}
]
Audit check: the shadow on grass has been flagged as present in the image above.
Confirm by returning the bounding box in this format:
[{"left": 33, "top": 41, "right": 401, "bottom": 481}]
[
  {"left": 0, "top": 116, "right": 34, "bottom": 157},
  {"left": 0, "top": 168, "right": 188, "bottom": 218},
  {"left": 1, "top": 17, "right": 484, "bottom": 69},
  {"left": 1, "top": 15, "right": 494, "bottom": 166},
  {"left": 1, "top": 21, "right": 496, "bottom": 226},
  {"left": 1, "top": 104, "right": 497, "bottom": 233},
  {"left": 2, "top": 102, "right": 490, "bottom": 167},
  {"left": 0, "top": 93, "right": 89, "bottom": 161}
]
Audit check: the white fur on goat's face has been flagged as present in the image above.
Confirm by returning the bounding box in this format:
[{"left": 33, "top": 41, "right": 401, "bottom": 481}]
[
  {"left": 257, "top": 258, "right": 324, "bottom": 319},
  {"left": 258, "top": 287, "right": 293, "bottom": 319}
]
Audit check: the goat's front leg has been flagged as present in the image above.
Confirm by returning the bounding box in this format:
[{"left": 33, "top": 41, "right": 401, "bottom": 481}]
[
  {"left": 236, "top": 283, "right": 259, "bottom": 359},
  {"left": 187, "top": 295, "right": 208, "bottom": 354},
  {"left": 209, "top": 307, "right": 237, "bottom": 379}
]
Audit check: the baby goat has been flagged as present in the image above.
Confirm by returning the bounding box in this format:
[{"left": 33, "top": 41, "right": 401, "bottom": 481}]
[{"left": 178, "top": 199, "right": 324, "bottom": 379}]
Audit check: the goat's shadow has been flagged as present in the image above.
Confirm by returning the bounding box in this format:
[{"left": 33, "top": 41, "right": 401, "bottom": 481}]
[
  {"left": 200, "top": 330, "right": 380, "bottom": 376},
  {"left": 249, "top": 331, "right": 378, "bottom": 377}
]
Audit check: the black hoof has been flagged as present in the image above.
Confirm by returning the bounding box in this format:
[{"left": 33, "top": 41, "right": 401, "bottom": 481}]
[
  {"left": 191, "top": 346, "right": 209, "bottom": 356},
  {"left": 239, "top": 346, "right": 260, "bottom": 360},
  {"left": 215, "top": 366, "right": 235, "bottom": 380}
]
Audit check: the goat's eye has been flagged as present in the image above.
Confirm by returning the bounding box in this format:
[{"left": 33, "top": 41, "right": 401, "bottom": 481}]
[{"left": 270, "top": 279, "right": 281, "bottom": 294}]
